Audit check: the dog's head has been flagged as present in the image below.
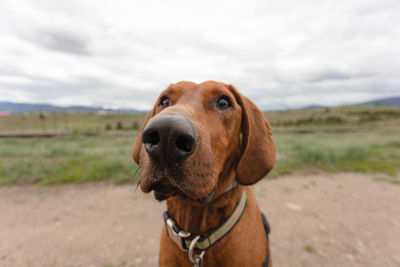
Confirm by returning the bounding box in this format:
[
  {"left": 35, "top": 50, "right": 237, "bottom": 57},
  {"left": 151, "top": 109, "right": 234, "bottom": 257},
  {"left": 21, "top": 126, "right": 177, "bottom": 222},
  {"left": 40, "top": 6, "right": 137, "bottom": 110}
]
[{"left": 133, "top": 81, "right": 275, "bottom": 203}]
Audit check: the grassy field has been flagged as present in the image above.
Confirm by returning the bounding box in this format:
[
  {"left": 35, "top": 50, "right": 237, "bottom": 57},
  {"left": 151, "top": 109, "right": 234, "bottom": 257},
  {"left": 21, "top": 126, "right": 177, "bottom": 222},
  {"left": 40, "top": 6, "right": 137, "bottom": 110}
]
[
  {"left": 0, "top": 136, "right": 139, "bottom": 185},
  {"left": 265, "top": 105, "right": 400, "bottom": 128},
  {"left": 0, "top": 131, "right": 399, "bottom": 185},
  {"left": 0, "top": 113, "right": 146, "bottom": 134},
  {"left": 271, "top": 131, "right": 400, "bottom": 178},
  {"left": 1, "top": 105, "right": 399, "bottom": 134},
  {"left": 0, "top": 105, "right": 399, "bottom": 185}
]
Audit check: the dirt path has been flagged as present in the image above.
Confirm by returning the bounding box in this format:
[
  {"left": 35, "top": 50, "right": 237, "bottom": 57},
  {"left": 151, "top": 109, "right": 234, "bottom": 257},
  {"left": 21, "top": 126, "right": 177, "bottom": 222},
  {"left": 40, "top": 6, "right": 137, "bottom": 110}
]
[{"left": 1, "top": 173, "right": 400, "bottom": 267}]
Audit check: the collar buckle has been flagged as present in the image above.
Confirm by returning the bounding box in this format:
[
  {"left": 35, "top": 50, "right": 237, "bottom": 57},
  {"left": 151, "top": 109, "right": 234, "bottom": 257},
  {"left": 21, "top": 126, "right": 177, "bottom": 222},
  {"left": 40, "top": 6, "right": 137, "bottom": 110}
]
[{"left": 165, "top": 217, "right": 191, "bottom": 251}]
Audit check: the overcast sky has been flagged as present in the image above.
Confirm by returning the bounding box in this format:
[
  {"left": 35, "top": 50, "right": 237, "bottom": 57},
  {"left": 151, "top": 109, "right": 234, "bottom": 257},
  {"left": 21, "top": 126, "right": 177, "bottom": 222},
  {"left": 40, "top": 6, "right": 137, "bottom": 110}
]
[{"left": 0, "top": 0, "right": 399, "bottom": 110}]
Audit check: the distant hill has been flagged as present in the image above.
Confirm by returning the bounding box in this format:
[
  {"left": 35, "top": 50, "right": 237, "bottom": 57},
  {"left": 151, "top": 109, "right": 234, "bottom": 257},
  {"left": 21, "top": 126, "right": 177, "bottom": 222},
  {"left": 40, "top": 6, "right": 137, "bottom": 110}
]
[
  {"left": 0, "top": 101, "right": 143, "bottom": 115},
  {"left": 359, "top": 96, "right": 400, "bottom": 106},
  {"left": 1, "top": 95, "right": 399, "bottom": 114},
  {"left": 299, "top": 96, "right": 400, "bottom": 110},
  {"left": 301, "top": 105, "right": 326, "bottom": 110}
]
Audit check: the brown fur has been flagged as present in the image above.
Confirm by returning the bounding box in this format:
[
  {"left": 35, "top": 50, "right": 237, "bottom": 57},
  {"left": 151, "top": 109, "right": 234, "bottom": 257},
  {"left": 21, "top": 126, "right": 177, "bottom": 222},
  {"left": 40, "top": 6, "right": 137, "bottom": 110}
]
[{"left": 133, "top": 81, "right": 276, "bottom": 267}]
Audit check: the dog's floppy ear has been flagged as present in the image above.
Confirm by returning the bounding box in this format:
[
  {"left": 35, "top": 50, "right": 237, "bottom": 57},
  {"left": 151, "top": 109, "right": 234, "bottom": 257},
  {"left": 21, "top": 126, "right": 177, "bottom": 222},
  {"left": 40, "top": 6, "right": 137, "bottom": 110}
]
[
  {"left": 132, "top": 107, "right": 156, "bottom": 164},
  {"left": 228, "top": 85, "right": 276, "bottom": 185}
]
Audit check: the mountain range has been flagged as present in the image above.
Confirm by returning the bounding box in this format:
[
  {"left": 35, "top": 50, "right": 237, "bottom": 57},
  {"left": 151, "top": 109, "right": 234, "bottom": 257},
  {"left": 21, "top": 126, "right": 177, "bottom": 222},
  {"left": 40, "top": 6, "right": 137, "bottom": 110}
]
[
  {"left": 0, "top": 102, "right": 143, "bottom": 115},
  {"left": 299, "top": 96, "right": 400, "bottom": 110},
  {"left": 359, "top": 96, "right": 400, "bottom": 106},
  {"left": 1, "top": 96, "right": 399, "bottom": 114}
]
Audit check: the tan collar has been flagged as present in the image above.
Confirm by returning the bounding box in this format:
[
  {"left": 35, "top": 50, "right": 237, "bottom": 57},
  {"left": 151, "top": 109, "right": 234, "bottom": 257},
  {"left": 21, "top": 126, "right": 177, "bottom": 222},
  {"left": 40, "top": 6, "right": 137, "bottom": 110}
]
[{"left": 163, "top": 189, "right": 247, "bottom": 252}]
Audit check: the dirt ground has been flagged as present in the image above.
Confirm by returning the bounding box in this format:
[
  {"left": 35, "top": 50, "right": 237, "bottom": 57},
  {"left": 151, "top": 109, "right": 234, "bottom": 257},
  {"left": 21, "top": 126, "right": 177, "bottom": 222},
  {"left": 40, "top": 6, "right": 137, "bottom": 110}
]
[{"left": 1, "top": 173, "right": 400, "bottom": 267}]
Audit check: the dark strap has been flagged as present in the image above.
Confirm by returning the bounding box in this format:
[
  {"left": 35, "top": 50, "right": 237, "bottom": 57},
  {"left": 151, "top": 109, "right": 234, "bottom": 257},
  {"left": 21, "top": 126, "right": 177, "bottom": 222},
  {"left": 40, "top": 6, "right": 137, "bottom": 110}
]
[{"left": 261, "top": 213, "right": 271, "bottom": 267}]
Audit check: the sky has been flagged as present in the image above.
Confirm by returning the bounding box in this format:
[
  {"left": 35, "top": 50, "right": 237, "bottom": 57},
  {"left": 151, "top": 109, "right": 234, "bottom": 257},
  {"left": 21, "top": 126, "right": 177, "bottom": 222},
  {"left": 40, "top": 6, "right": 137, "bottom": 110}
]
[{"left": 0, "top": 0, "right": 399, "bottom": 110}]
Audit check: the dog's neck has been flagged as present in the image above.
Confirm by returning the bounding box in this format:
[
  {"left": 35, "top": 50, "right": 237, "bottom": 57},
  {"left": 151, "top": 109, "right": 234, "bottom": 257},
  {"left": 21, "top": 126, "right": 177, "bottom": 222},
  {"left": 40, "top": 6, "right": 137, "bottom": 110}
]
[{"left": 165, "top": 174, "right": 242, "bottom": 234}]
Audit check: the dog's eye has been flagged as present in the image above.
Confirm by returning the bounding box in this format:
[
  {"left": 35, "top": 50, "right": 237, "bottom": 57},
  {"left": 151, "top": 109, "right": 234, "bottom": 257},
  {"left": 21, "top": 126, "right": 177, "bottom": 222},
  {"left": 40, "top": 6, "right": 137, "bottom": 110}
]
[
  {"left": 160, "top": 96, "right": 171, "bottom": 108},
  {"left": 217, "top": 96, "right": 231, "bottom": 110}
]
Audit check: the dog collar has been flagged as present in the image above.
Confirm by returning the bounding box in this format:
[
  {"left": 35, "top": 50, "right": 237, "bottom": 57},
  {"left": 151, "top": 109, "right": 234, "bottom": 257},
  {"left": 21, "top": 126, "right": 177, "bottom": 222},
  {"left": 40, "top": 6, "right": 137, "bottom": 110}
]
[
  {"left": 222, "top": 179, "right": 238, "bottom": 193},
  {"left": 163, "top": 188, "right": 246, "bottom": 252}
]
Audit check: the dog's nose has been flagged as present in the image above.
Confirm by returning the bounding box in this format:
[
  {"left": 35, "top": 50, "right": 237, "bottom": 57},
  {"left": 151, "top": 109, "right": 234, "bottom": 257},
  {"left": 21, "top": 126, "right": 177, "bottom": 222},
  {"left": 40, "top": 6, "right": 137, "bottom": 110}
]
[{"left": 142, "top": 114, "right": 197, "bottom": 164}]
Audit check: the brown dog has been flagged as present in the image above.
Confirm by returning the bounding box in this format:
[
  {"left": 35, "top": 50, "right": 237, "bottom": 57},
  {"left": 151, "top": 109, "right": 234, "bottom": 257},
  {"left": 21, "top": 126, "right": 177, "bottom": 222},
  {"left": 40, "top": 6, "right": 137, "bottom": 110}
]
[{"left": 133, "top": 81, "right": 276, "bottom": 266}]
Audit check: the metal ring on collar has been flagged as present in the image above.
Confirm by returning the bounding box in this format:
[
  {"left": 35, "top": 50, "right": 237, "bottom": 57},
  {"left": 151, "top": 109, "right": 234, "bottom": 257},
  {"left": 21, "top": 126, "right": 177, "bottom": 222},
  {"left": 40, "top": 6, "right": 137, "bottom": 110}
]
[{"left": 188, "top": 236, "right": 205, "bottom": 263}]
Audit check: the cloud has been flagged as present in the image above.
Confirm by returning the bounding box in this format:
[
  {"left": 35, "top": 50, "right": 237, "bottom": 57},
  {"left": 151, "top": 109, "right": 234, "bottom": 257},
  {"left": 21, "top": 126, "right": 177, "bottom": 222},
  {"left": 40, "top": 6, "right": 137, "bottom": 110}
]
[
  {"left": 306, "top": 70, "right": 375, "bottom": 83},
  {"left": 0, "top": 0, "right": 399, "bottom": 110},
  {"left": 29, "top": 29, "right": 91, "bottom": 55}
]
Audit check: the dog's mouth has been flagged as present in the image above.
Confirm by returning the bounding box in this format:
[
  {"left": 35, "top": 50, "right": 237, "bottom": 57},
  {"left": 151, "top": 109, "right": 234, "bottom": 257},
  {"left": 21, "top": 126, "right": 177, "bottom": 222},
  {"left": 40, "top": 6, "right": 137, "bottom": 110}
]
[
  {"left": 153, "top": 191, "right": 172, "bottom": 201},
  {"left": 147, "top": 179, "right": 216, "bottom": 203},
  {"left": 154, "top": 188, "right": 215, "bottom": 203},
  {"left": 196, "top": 188, "right": 215, "bottom": 203},
  {"left": 148, "top": 180, "right": 178, "bottom": 201}
]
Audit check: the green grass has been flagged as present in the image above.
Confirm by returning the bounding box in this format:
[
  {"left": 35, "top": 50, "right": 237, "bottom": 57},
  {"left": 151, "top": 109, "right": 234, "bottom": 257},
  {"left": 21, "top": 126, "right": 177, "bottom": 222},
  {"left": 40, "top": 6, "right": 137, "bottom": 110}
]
[
  {"left": 1, "top": 105, "right": 399, "bottom": 134},
  {"left": 0, "top": 106, "right": 399, "bottom": 185},
  {"left": 0, "top": 136, "right": 139, "bottom": 185},
  {"left": 269, "top": 131, "right": 400, "bottom": 178},
  {"left": 265, "top": 105, "right": 400, "bottom": 128},
  {"left": 0, "top": 130, "right": 399, "bottom": 185},
  {"left": 304, "top": 243, "right": 316, "bottom": 253},
  {"left": 0, "top": 113, "right": 146, "bottom": 134}
]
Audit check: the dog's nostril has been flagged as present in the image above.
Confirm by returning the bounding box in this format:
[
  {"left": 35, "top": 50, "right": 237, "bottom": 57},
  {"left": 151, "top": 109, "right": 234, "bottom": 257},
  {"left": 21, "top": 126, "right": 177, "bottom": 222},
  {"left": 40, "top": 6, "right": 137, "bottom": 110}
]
[
  {"left": 175, "top": 135, "right": 195, "bottom": 153},
  {"left": 141, "top": 114, "right": 197, "bottom": 162},
  {"left": 143, "top": 131, "right": 160, "bottom": 146}
]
